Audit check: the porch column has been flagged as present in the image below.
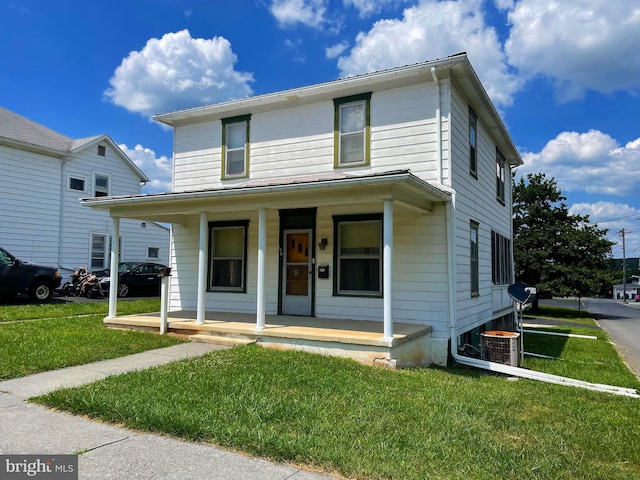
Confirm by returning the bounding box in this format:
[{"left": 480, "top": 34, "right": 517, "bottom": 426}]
[
  {"left": 256, "top": 208, "right": 266, "bottom": 331},
  {"left": 196, "top": 212, "right": 207, "bottom": 325},
  {"left": 107, "top": 216, "right": 120, "bottom": 319},
  {"left": 383, "top": 199, "right": 394, "bottom": 341}
]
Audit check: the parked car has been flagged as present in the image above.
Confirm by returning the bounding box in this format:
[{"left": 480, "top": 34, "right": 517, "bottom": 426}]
[
  {"left": 0, "top": 247, "right": 62, "bottom": 303},
  {"left": 96, "top": 262, "right": 167, "bottom": 297}
]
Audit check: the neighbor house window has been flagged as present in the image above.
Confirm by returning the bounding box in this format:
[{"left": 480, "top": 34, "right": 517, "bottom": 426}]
[
  {"left": 68, "top": 175, "right": 86, "bottom": 192},
  {"left": 221, "top": 115, "right": 250, "bottom": 179},
  {"left": 469, "top": 107, "right": 477, "bottom": 177},
  {"left": 147, "top": 246, "right": 160, "bottom": 260},
  {"left": 470, "top": 221, "right": 479, "bottom": 296},
  {"left": 334, "top": 93, "right": 371, "bottom": 167},
  {"left": 496, "top": 148, "right": 506, "bottom": 204},
  {"left": 491, "top": 231, "right": 512, "bottom": 285},
  {"left": 97, "top": 145, "right": 106, "bottom": 157},
  {"left": 90, "top": 234, "right": 107, "bottom": 269},
  {"left": 333, "top": 214, "right": 382, "bottom": 296},
  {"left": 94, "top": 174, "right": 109, "bottom": 197},
  {"left": 208, "top": 220, "right": 248, "bottom": 292}
]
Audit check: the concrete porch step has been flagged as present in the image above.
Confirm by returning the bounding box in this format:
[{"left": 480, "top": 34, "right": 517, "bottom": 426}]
[{"left": 188, "top": 334, "right": 256, "bottom": 347}]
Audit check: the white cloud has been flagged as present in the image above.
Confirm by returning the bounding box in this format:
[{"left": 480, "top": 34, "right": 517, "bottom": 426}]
[
  {"left": 570, "top": 202, "right": 640, "bottom": 258},
  {"left": 120, "top": 143, "right": 173, "bottom": 194},
  {"left": 269, "top": 0, "right": 329, "bottom": 29},
  {"left": 343, "top": 0, "right": 411, "bottom": 17},
  {"left": 504, "top": 0, "right": 640, "bottom": 102},
  {"left": 518, "top": 130, "right": 640, "bottom": 197},
  {"left": 336, "top": 0, "right": 521, "bottom": 108},
  {"left": 325, "top": 41, "right": 349, "bottom": 59},
  {"left": 104, "top": 30, "right": 254, "bottom": 118}
]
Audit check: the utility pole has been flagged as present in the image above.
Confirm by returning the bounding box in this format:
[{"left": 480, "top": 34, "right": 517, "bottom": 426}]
[{"left": 620, "top": 228, "right": 627, "bottom": 303}]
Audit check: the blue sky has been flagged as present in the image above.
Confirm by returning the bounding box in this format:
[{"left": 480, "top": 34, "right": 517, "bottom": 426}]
[{"left": 2, "top": 0, "right": 639, "bottom": 259}]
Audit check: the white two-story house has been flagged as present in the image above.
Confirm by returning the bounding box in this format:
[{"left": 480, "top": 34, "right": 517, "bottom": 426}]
[
  {"left": 0, "top": 108, "right": 170, "bottom": 282},
  {"left": 84, "top": 53, "right": 522, "bottom": 367}
]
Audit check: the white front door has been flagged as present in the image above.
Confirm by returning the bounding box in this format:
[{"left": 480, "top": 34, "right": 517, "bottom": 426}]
[{"left": 282, "top": 229, "right": 312, "bottom": 316}]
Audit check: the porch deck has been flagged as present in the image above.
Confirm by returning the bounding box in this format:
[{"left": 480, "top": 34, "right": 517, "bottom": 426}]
[{"left": 105, "top": 311, "right": 434, "bottom": 368}]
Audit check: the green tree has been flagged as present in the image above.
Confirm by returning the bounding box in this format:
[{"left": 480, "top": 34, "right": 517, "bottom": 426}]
[{"left": 513, "top": 172, "right": 615, "bottom": 300}]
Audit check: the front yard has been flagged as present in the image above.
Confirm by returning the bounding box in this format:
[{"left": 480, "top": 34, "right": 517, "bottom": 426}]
[
  {"left": 14, "top": 304, "right": 639, "bottom": 480},
  {"left": 0, "top": 299, "right": 184, "bottom": 379}
]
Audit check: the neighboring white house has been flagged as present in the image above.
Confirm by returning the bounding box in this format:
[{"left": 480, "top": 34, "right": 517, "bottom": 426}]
[
  {"left": 84, "top": 53, "right": 522, "bottom": 366},
  {"left": 613, "top": 276, "right": 640, "bottom": 300},
  {"left": 0, "top": 107, "right": 170, "bottom": 282}
]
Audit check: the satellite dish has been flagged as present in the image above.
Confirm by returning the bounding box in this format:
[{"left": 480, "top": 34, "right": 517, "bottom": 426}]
[{"left": 508, "top": 282, "right": 532, "bottom": 304}]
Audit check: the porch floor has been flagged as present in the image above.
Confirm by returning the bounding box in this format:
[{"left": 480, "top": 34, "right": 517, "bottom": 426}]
[{"left": 104, "top": 311, "right": 432, "bottom": 364}]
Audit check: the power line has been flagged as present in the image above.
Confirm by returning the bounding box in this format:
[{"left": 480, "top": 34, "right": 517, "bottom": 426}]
[{"left": 594, "top": 213, "right": 639, "bottom": 224}]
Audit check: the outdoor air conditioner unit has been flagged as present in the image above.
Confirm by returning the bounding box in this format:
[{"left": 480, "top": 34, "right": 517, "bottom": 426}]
[{"left": 480, "top": 330, "right": 520, "bottom": 367}]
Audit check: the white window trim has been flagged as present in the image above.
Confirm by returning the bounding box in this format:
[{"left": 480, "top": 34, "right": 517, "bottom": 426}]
[
  {"left": 94, "top": 172, "right": 111, "bottom": 197},
  {"left": 67, "top": 174, "right": 87, "bottom": 193},
  {"left": 338, "top": 100, "right": 367, "bottom": 166},
  {"left": 146, "top": 246, "right": 161, "bottom": 260}
]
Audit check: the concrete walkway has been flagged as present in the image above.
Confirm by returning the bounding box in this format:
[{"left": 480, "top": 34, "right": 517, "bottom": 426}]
[{"left": 0, "top": 343, "right": 339, "bottom": 479}]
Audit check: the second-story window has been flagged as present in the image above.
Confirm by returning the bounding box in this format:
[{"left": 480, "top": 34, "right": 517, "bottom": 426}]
[
  {"left": 469, "top": 107, "right": 477, "bottom": 177},
  {"left": 334, "top": 93, "right": 371, "bottom": 167},
  {"left": 496, "top": 148, "right": 506, "bottom": 204},
  {"left": 94, "top": 174, "right": 109, "bottom": 197},
  {"left": 222, "top": 115, "right": 250, "bottom": 179}
]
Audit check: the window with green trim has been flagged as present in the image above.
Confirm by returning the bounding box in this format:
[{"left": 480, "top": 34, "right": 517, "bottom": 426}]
[
  {"left": 333, "top": 214, "right": 382, "bottom": 296},
  {"left": 208, "top": 220, "right": 248, "bottom": 292},
  {"left": 221, "top": 115, "right": 250, "bottom": 179},
  {"left": 334, "top": 93, "right": 371, "bottom": 167}
]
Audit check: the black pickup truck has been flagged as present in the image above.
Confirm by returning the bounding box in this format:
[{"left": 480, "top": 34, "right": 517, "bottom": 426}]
[{"left": 0, "top": 247, "right": 62, "bottom": 303}]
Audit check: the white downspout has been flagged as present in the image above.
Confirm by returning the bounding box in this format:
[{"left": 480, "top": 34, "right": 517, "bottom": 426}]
[{"left": 430, "top": 67, "right": 443, "bottom": 186}]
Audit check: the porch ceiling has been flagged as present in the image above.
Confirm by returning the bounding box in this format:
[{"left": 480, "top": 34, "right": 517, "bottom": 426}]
[{"left": 82, "top": 170, "right": 451, "bottom": 224}]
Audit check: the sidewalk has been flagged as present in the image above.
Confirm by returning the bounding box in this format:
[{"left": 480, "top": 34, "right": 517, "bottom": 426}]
[{"left": 0, "top": 343, "right": 339, "bottom": 480}]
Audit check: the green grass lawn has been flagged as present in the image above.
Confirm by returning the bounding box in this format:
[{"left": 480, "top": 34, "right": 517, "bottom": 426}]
[
  {"left": 522, "top": 308, "right": 640, "bottom": 388},
  {"left": 0, "top": 298, "right": 161, "bottom": 322},
  {"left": 0, "top": 299, "right": 184, "bottom": 379},
  {"left": 10, "top": 301, "right": 640, "bottom": 479},
  {"left": 34, "top": 346, "right": 640, "bottom": 480}
]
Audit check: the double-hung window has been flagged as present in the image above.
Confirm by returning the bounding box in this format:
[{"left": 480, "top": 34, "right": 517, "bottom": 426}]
[
  {"left": 491, "top": 231, "right": 512, "bottom": 285},
  {"left": 470, "top": 221, "right": 479, "bottom": 296},
  {"left": 222, "top": 115, "right": 250, "bottom": 179},
  {"left": 333, "top": 214, "right": 382, "bottom": 296},
  {"left": 94, "top": 174, "right": 109, "bottom": 197},
  {"left": 496, "top": 148, "right": 506, "bottom": 204},
  {"left": 209, "top": 220, "right": 248, "bottom": 292},
  {"left": 334, "top": 93, "right": 371, "bottom": 167},
  {"left": 469, "top": 107, "right": 478, "bottom": 177}
]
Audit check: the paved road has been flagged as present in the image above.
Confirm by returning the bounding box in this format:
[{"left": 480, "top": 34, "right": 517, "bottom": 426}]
[{"left": 584, "top": 298, "right": 640, "bottom": 380}]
